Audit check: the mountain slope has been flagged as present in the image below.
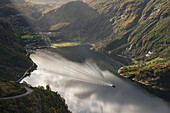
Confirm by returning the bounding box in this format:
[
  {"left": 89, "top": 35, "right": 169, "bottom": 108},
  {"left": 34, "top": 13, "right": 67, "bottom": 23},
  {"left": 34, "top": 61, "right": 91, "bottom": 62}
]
[
  {"left": 37, "top": 1, "right": 112, "bottom": 42},
  {"left": 6, "top": 0, "right": 168, "bottom": 89},
  {"left": 45, "top": 0, "right": 169, "bottom": 89},
  {"left": 0, "top": 0, "right": 36, "bottom": 80},
  {"left": 84, "top": 0, "right": 170, "bottom": 59},
  {"left": 83, "top": 0, "right": 170, "bottom": 89},
  {"left": 0, "top": 2, "right": 71, "bottom": 112},
  {"left": 0, "top": 19, "right": 33, "bottom": 80},
  {"left": 0, "top": 85, "right": 71, "bottom": 113},
  {"left": 41, "top": 0, "right": 169, "bottom": 59}
]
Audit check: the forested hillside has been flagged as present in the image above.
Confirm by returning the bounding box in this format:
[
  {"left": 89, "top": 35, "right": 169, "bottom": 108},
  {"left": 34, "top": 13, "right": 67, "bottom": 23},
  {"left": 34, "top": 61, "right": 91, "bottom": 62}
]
[
  {"left": 0, "top": 20, "right": 34, "bottom": 80},
  {"left": 0, "top": 85, "right": 71, "bottom": 113},
  {"left": 0, "top": 0, "right": 35, "bottom": 80}
]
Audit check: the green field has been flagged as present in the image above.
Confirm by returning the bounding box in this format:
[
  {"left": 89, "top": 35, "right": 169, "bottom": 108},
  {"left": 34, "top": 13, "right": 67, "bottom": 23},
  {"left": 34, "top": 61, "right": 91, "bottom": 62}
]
[
  {"left": 52, "top": 42, "right": 80, "bottom": 47},
  {"left": 21, "top": 35, "right": 33, "bottom": 39}
]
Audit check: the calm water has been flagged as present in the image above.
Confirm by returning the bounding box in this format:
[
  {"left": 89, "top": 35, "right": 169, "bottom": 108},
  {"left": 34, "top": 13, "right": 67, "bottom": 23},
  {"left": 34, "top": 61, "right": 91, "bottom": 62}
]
[{"left": 22, "top": 46, "right": 170, "bottom": 113}]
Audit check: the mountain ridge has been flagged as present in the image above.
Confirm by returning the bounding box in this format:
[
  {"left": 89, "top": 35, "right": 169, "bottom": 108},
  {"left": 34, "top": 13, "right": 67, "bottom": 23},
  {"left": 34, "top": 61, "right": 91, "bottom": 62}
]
[{"left": 37, "top": 1, "right": 112, "bottom": 42}]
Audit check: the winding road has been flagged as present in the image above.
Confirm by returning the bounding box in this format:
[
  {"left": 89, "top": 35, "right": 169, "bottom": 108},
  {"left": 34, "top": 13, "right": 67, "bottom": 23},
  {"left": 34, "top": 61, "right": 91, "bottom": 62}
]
[{"left": 0, "top": 86, "right": 33, "bottom": 100}]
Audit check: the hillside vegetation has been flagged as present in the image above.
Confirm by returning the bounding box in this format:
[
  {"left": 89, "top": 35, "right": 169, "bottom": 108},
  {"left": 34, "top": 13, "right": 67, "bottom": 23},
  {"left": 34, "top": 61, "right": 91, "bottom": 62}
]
[
  {"left": 81, "top": 0, "right": 170, "bottom": 89},
  {"left": 37, "top": 1, "right": 112, "bottom": 42},
  {"left": 0, "top": 1, "right": 71, "bottom": 113},
  {"left": 38, "top": 0, "right": 169, "bottom": 60},
  {"left": 118, "top": 57, "right": 170, "bottom": 89},
  {"left": 0, "top": 85, "right": 71, "bottom": 113},
  {"left": 84, "top": 0, "right": 169, "bottom": 57},
  {"left": 0, "top": 19, "right": 32, "bottom": 80},
  {"left": 0, "top": 80, "right": 26, "bottom": 97}
]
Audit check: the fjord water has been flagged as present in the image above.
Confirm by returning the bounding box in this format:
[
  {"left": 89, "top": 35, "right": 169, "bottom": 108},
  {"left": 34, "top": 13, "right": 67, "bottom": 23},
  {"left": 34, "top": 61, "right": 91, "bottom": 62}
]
[{"left": 23, "top": 45, "right": 170, "bottom": 113}]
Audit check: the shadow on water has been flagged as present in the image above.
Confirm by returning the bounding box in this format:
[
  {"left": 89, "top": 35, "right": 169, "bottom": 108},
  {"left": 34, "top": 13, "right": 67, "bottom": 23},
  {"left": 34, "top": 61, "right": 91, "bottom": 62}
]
[
  {"left": 47, "top": 44, "right": 127, "bottom": 74},
  {"left": 47, "top": 44, "right": 92, "bottom": 63},
  {"left": 139, "top": 83, "right": 170, "bottom": 102}
]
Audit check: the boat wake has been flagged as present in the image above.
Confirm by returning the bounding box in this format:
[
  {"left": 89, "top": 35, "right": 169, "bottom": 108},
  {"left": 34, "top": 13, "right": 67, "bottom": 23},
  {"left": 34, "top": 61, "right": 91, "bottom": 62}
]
[{"left": 34, "top": 51, "right": 115, "bottom": 87}]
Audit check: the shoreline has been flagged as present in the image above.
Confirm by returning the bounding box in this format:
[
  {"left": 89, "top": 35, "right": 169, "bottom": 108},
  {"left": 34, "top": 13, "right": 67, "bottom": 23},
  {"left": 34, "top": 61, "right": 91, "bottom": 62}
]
[
  {"left": 119, "top": 73, "right": 170, "bottom": 91},
  {"left": 16, "top": 56, "right": 37, "bottom": 83},
  {"left": 26, "top": 45, "right": 170, "bottom": 102},
  {"left": 118, "top": 73, "right": 170, "bottom": 102},
  {"left": 49, "top": 44, "right": 170, "bottom": 92}
]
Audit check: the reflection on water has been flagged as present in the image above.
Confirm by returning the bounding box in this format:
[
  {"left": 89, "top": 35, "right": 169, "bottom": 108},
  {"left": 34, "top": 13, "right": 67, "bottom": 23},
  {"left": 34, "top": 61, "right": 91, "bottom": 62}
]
[{"left": 23, "top": 49, "right": 170, "bottom": 113}]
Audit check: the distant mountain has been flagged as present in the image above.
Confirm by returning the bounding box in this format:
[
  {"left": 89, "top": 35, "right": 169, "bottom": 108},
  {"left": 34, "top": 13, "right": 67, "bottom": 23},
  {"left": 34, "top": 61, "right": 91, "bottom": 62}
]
[
  {"left": 0, "top": 0, "right": 46, "bottom": 35},
  {"left": 37, "top": 1, "right": 112, "bottom": 42}
]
